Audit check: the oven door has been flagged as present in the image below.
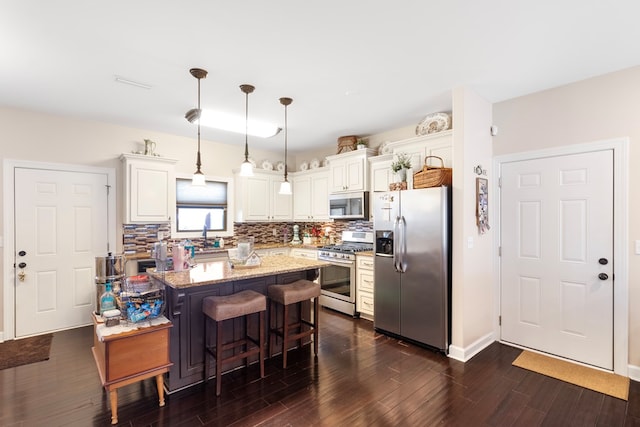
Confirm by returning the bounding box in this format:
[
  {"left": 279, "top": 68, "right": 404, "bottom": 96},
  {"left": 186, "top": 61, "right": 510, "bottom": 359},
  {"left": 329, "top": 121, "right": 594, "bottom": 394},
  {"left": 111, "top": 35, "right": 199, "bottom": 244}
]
[{"left": 319, "top": 259, "right": 355, "bottom": 303}]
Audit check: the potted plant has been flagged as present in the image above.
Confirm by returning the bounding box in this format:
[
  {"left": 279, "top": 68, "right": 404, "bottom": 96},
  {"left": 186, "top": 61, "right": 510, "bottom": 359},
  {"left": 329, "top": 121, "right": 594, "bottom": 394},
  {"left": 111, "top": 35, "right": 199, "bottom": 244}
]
[
  {"left": 391, "top": 152, "right": 412, "bottom": 182},
  {"left": 356, "top": 138, "right": 368, "bottom": 150}
]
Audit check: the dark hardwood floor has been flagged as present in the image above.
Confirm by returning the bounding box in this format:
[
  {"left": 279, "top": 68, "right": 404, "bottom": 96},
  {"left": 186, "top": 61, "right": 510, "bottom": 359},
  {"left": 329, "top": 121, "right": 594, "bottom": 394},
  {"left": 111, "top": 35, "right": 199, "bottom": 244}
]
[{"left": 2, "top": 307, "right": 639, "bottom": 426}]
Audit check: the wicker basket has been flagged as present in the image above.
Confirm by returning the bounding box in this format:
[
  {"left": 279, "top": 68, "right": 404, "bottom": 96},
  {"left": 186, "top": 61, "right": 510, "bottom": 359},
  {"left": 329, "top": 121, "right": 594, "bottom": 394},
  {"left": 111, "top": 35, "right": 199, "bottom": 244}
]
[{"left": 413, "top": 156, "right": 452, "bottom": 188}]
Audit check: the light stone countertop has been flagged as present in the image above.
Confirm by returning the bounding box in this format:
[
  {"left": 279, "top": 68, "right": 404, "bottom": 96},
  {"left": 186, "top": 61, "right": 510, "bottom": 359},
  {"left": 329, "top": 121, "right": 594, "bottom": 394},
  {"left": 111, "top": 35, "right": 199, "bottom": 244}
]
[
  {"left": 150, "top": 255, "right": 328, "bottom": 289},
  {"left": 356, "top": 251, "right": 374, "bottom": 257}
]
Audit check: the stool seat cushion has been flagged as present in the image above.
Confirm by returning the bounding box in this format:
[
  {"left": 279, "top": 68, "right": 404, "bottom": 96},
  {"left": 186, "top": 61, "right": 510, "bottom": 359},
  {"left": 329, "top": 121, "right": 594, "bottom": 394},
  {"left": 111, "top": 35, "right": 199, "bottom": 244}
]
[
  {"left": 268, "top": 280, "right": 321, "bottom": 306},
  {"left": 203, "top": 290, "right": 266, "bottom": 321}
]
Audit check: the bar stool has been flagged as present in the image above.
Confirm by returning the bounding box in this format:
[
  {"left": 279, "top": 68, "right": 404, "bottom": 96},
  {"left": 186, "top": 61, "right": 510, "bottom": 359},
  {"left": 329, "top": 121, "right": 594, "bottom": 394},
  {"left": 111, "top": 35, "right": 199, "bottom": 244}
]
[
  {"left": 202, "top": 290, "right": 266, "bottom": 396},
  {"left": 268, "top": 280, "right": 320, "bottom": 368}
]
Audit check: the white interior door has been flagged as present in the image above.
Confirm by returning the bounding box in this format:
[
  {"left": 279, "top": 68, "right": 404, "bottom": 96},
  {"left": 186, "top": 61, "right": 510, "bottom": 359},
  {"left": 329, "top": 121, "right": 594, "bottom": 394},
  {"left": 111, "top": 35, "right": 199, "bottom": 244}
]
[
  {"left": 14, "top": 168, "right": 109, "bottom": 337},
  {"left": 500, "top": 149, "right": 614, "bottom": 370}
]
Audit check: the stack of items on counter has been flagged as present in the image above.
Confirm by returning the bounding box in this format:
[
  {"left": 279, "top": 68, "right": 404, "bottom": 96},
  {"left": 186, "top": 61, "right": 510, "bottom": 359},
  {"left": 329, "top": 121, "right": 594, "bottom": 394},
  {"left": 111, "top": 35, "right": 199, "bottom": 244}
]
[
  {"left": 95, "top": 252, "right": 165, "bottom": 327},
  {"left": 97, "top": 275, "right": 165, "bottom": 326},
  {"left": 118, "top": 274, "right": 164, "bottom": 323}
]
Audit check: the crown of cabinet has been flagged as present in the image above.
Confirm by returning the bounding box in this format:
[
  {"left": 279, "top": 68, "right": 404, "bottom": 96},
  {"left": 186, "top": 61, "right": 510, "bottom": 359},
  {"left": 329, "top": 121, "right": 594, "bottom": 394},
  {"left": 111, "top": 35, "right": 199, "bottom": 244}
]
[{"left": 120, "top": 154, "right": 178, "bottom": 224}]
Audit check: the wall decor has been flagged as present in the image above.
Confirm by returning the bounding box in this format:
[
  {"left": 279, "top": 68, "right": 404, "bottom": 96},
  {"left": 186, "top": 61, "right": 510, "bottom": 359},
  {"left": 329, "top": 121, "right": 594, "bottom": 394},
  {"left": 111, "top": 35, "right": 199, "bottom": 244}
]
[{"left": 476, "top": 177, "right": 490, "bottom": 234}]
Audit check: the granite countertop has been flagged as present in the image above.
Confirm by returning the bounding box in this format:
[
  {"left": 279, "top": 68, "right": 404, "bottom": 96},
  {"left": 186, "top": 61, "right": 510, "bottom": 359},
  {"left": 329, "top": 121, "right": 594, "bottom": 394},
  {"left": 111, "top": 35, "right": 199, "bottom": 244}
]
[
  {"left": 126, "top": 243, "right": 323, "bottom": 260},
  {"left": 150, "top": 255, "right": 328, "bottom": 289}
]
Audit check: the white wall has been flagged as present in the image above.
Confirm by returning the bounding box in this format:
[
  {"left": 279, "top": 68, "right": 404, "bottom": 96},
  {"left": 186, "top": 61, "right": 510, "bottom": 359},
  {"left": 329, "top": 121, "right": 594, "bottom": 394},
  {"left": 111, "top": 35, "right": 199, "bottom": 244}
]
[
  {"left": 0, "top": 107, "right": 288, "bottom": 333},
  {"left": 449, "top": 87, "right": 494, "bottom": 359},
  {"left": 492, "top": 65, "right": 640, "bottom": 367}
]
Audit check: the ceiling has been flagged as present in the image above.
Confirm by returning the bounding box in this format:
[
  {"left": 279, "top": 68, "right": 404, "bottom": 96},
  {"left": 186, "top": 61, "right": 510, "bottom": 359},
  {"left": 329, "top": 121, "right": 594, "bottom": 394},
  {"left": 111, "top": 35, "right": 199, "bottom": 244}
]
[{"left": 2, "top": 1, "right": 639, "bottom": 154}]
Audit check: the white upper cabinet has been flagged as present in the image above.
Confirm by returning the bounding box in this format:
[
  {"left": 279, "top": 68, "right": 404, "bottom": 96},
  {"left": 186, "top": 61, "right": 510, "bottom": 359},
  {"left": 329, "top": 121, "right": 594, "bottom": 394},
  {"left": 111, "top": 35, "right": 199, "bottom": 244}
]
[
  {"left": 120, "top": 154, "right": 177, "bottom": 223},
  {"left": 327, "top": 148, "right": 376, "bottom": 193},
  {"left": 292, "top": 169, "right": 329, "bottom": 221},
  {"left": 235, "top": 170, "right": 292, "bottom": 222},
  {"left": 369, "top": 155, "right": 394, "bottom": 193}
]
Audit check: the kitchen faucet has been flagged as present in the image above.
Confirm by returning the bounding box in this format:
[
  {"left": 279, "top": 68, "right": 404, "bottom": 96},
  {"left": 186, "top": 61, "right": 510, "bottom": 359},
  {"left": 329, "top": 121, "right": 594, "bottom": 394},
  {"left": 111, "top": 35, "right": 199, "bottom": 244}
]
[{"left": 202, "top": 225, "right": 209, "bottom": 247}]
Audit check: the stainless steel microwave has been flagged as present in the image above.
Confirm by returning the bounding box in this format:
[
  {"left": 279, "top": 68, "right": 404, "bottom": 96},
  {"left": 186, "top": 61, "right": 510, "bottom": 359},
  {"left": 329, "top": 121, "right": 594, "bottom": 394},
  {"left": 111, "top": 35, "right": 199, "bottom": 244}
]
[{"left": 329, "top": 192, "right": 369, "bottom": 219}]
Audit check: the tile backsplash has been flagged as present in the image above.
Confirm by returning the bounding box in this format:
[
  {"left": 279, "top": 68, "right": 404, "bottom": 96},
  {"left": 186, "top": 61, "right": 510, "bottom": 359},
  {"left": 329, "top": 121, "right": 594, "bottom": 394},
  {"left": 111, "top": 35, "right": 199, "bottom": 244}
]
[{"left": 122, "top": 220, "right": 373, "bottom": 255}]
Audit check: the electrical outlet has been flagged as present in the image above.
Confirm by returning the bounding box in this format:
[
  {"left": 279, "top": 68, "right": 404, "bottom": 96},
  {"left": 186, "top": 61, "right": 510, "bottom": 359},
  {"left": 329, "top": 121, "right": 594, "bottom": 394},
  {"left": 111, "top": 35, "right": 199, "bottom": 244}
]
[
  {"left": 157, "top": 231, "right": 164, "bottom": 240},
  {"left": 273, "top": 228, "right": 278, "bottom": 237}
]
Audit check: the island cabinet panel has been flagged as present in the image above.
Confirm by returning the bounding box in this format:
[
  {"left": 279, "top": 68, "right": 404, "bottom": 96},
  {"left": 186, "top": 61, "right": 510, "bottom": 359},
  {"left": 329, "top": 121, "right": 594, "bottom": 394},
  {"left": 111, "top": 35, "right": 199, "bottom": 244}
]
[{"left": 162, "top": 269, "right": 316, "bottom": 392}]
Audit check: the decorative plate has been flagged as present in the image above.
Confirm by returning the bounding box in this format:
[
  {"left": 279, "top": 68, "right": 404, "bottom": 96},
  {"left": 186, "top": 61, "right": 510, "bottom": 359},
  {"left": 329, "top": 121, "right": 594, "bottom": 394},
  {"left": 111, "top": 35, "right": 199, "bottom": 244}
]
[
  {"left": 261, "top": 160, "right": 273, "bottom": 170},
  {"left": 378, "top": 141, "right": 393, "bottom": 155},
  {"left": 276, "top": 161, "right": 285, "bottom": 172},
  {"left": 299, "top": 161, "right": 309, "bottom": 171},
  {"left": 322, "top": 157, "right": 330, "bottom": 167},
  {"left": 310, "top": 158, "right": 320, "bottom": 169},
  {"left": 416, "top": 112, "right": 452, "bottom": 135}
]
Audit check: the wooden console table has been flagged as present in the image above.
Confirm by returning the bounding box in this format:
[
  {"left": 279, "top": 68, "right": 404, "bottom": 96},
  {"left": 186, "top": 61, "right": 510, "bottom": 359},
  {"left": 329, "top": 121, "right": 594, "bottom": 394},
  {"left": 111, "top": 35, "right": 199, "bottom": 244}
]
[{"left": 91, "top": 314, "right": 173, "bottom": 424}]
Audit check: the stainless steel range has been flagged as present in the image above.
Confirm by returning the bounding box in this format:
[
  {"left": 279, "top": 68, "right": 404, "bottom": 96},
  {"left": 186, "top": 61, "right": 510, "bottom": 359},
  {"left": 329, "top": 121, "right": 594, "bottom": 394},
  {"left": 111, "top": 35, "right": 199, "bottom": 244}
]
[{"left": 317, "top": 230, "right": 373, "bottom": 317}]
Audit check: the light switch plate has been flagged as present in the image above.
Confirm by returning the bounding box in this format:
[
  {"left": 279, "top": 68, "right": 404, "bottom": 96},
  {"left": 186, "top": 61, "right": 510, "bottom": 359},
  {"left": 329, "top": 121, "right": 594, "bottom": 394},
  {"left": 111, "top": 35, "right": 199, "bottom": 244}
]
[{"left": 635, "top": 240, "right": 640, "bottom": 255}]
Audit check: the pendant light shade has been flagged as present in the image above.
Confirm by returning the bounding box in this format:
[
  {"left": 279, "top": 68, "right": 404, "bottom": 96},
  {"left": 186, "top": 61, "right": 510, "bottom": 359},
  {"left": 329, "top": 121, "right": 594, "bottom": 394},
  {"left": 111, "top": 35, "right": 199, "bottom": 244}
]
[
  {"left": 186, "top": 68, "right": 208, "bottom": 186},
  {"left": 239, "top": 84, "right": 255, "bottom": 177},
  {"left": 279, "top": 180, "right": 292, "bottom": 195},
  {"left": 278, "top": 97, "right": 293, "bottom": 195}
]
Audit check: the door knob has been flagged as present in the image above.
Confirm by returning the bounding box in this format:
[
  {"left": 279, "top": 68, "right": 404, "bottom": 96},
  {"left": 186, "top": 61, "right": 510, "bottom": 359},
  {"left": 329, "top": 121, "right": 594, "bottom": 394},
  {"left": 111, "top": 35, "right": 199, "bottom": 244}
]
[
  {"left": 598, "top": 258, "right": 608, "bottom": 265},
  {"left": 18, "top": 250, "right": 26, "bottom": 256},
  {"left": 598, "top": 273, "right": 609, "bottom": 281}
]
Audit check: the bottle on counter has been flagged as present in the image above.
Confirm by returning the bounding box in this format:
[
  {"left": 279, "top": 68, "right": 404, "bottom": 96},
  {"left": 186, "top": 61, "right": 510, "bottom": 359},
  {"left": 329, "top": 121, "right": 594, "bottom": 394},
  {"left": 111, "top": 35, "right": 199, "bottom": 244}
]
[
  {"left": 100, "top": 282, "right": 116, "bottom": 315},
  {"left": 219, "top": 237, "right": 224, "bottom": 248}
]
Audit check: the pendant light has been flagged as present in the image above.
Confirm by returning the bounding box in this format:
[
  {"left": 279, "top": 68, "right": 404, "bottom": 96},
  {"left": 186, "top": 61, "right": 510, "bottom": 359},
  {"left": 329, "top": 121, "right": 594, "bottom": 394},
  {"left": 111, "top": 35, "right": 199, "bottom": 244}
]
[
  {"left": 278, "top": 97, "right": 293, "bottom": 195},
  {"left": 239, "top": 84, "right": 255, "bottom": 176},
  {"left": 185, "top": 68, "right": 208, "bottom": 186}
]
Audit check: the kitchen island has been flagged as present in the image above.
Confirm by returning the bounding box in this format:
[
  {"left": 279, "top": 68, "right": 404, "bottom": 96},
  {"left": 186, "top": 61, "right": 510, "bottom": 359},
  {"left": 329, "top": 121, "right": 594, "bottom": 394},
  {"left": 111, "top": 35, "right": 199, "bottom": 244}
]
[{"left": 149, "top": 255, "right": 327, "bottom": 393}]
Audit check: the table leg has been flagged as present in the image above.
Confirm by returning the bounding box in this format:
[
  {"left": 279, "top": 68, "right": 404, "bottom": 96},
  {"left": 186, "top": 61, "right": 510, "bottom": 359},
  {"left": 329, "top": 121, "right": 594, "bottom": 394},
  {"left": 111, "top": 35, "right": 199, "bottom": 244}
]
[
  {"left": 110, "top": 389, "right": 118, "bottom": 424},
  {"left": 156, "top": 374, "right": 165, "bottom": 407}
]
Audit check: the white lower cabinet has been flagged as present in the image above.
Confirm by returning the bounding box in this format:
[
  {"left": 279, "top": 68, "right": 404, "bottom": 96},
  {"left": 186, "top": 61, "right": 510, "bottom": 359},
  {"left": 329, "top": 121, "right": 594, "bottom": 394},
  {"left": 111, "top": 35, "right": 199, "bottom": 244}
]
[
  {"left": 356, "top": 255, "right": 374, "bottom": 318},
  {"left": 289, "top": 248, "right": 318, "bottom": 260},
  {"left": 255, "top": 247, "right": 290, "bottom": 257}
]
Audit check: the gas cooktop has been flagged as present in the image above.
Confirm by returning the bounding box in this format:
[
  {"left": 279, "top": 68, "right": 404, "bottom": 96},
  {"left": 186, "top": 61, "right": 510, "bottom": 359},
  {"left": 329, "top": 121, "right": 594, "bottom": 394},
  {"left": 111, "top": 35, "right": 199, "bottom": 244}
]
[
  {"left": 320, "top": 243, "right": 373, "bottom": 253},
  {"left": 318, "top": 231, "right": 373, "bottom": 257}
]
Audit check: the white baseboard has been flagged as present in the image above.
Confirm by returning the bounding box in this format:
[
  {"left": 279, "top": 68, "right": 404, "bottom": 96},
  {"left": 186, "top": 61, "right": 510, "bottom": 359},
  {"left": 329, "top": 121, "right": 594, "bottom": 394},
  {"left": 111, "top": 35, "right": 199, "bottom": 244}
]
[
  {"left": 448, "top": 332, "right": 495, "bottom": 362},
  {"left": 628, "top": 364, "right": 640, "bottom": 382}
]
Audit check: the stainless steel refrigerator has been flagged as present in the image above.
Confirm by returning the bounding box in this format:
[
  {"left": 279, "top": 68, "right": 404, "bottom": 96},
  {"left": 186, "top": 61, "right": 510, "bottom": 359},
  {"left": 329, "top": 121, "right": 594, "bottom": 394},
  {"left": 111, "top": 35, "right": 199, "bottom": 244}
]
[{"left": 373, "top": 187, "right": 451, "bottom": 352}]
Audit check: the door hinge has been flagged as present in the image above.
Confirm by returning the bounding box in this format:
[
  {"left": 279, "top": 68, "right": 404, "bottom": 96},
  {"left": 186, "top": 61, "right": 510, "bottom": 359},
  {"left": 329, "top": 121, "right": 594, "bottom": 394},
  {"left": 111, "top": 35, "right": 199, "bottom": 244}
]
[
  {"left": 499, "top": 315, "right": 501, "bottom": 326},
  {"left": 498, "top": 246, "right": 501, "bottom": 256},
  {"left": 498, "top": 177, "right": 502, "bottom": 188},
  {"left": 105, "top": 184, "right": 111, "bottom": 195}
]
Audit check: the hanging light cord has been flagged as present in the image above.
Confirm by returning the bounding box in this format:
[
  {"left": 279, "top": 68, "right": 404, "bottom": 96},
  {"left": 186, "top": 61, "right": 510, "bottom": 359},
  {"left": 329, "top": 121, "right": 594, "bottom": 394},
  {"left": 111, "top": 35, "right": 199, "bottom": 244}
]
[
  {"left": 283, "top": 102, "right": 288, "bottom": 181},
  {"left": 196, "top": 76, "right": 202, "bottom": 173},
  {"left": 244, "top": 89, "right": 249, "bottom": 162}
]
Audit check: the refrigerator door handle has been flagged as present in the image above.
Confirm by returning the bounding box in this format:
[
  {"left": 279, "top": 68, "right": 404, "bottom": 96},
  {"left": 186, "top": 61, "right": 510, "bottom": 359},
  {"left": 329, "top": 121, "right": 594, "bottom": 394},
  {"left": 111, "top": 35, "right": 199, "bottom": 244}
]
[
  {"left": 399, "top": 216, "right": 407, "bottom": 273},
  {"left": 393, "top": 216, "right": 401, "bottom": 272}
]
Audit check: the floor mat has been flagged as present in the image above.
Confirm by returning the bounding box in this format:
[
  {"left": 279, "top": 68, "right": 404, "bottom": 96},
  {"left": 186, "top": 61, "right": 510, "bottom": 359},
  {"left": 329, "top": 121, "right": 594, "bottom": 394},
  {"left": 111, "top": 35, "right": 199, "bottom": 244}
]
[
  {"left": 513, "top": 350, "right": 629, "bottom": 400},
  {"left": 0, "top": 333, "right": 53, "bottom": 370}
]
